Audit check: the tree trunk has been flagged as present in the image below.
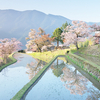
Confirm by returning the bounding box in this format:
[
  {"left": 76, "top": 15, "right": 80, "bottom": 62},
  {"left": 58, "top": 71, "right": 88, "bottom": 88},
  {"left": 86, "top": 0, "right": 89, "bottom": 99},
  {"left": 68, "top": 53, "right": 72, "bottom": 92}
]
[
  {"left": 76, "top": 41, "right": 79, "bottom": 50},
  {"left": 38, "top": 47, "right": 41, "bottom": 52},
  {"left": 57, "top": 40, "right": 59, "bottom": 48},
  {"left": 36, "top": 44, "right": 41, "bottom": 52},
  {"left": 3, "top": 55, "right": 8, "bottom": 64}
]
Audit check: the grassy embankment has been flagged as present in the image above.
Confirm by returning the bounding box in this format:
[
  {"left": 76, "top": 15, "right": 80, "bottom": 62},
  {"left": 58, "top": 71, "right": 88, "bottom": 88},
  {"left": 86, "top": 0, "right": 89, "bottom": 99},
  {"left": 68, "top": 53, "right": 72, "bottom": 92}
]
[
  {"left": 0, "top": 53, "right": 17, "bottom": 72},
  {"left": 27, "top": 49, "right": 70, "bottom": 63},
  {"left": 70, "top": 43, "right": 100, "bottom": 65},
  {"left": 78, "top": 44, "right": 100, "bottom": 57}
]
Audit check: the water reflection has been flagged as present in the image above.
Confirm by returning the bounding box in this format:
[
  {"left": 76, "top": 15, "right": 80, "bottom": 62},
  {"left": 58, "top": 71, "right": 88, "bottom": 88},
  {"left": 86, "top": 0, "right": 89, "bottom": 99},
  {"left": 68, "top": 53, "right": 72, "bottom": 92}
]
[
  {"left": 25, "top": 58, "right": 100, "bottom": 100},
  {"left": 51, "top": 59, "right": 65, "bottom": 77},
  {"left": 52, "top": 58, "right": 88, "bottom": 95},
  {"left": 0, "top": 53, "right": 42, "bottom": 100},
  {"left": 26, "top": 59, "right": 47, "bottom": 80},
  {"left": 13, "top": 53, "right": 23, "bottom": 60},
  {"left": 86, "top": 88, "right": 100, "bottom": 100},
  {"left": 61, "top": 67, "right": 88, "bottom": 95}
]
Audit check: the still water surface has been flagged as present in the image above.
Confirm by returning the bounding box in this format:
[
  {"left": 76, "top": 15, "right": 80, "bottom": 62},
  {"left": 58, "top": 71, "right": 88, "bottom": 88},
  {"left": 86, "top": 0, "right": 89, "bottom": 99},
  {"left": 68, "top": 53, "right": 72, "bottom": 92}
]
[
  {"left": 25, "top": 58, "right": 100, "bottom": 100},
  {"left": 0, "top": 53, "right": 100, "bottom": 100},
  {"left": 0, "top": 53, "right": 46, "bottom": 100}
]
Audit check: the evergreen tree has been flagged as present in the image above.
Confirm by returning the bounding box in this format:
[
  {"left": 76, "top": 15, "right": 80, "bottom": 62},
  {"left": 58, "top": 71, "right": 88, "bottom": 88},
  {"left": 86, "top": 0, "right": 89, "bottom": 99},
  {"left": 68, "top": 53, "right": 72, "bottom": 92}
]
[{"left": 52, "top": 28, "right": 63, "bottom": 47}]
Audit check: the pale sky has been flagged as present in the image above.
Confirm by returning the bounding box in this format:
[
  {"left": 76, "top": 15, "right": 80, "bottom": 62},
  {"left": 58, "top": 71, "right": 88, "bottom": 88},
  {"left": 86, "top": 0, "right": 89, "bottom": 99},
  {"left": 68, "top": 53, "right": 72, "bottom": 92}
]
[{"left": 0, "top": 0, "right": 100, "bottom": 22}]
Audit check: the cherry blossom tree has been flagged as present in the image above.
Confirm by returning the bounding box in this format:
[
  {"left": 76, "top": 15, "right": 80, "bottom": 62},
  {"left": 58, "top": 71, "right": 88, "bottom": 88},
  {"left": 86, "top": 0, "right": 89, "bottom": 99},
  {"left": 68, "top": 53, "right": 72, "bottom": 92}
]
[
  {"left": 90, "top": 24, "right": 100, "bottom": 44},
  {"left": 26, "top": 27, "right": 54, "bottom": 52},
  {"left": 90, "top": 24, "right": 100, "bottom": 31},
  {"left": 61, "top": 21, "right": 91, "bottom": 50},
  {"left": 0, "top": 38, "right": 22, "bottom": 64}
]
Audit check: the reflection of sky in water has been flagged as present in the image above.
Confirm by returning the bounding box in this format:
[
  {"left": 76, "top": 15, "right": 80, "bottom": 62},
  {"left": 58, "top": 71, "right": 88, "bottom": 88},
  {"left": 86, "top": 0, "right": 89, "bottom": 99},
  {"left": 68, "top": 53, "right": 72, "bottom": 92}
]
[
  {"left": 26, "top": 58, "right": 100, "bottom": 100},
  {"left": 0, "top": 53, "right": 42, "bottom": 100}
]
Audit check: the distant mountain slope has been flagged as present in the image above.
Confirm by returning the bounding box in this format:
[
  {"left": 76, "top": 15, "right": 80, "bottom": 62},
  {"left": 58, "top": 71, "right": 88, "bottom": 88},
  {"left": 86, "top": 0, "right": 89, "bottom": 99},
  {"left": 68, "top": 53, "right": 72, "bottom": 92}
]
[
  {"left": 0, "top": 9, "right": 71, "bottom": 48},
  {"left": 0, "top": 9, "right": 100, "bottom": 49}
]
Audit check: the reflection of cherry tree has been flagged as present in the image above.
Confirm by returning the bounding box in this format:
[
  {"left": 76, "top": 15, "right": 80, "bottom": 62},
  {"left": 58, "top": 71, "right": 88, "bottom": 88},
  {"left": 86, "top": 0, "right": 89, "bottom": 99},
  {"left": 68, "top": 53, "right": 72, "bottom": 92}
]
[
  {"left": 61, "top": 67, "right": 88, "bottom": 95},
  {"left": 13, "top": 53, "right": 23, "bottom": 63},
  {"left": 86, "top": 88, "right": 100, "bottom": 100},
  {"left": 26, "top": 59, "right": 46, "bottom": 80}
]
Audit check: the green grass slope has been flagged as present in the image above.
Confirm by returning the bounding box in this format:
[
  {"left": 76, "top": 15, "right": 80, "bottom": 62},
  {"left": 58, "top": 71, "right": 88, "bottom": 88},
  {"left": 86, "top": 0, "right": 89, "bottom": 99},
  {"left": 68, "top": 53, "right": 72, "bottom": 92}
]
[{"left": 79, "top": 44, "right": 100, "bottom": 57}]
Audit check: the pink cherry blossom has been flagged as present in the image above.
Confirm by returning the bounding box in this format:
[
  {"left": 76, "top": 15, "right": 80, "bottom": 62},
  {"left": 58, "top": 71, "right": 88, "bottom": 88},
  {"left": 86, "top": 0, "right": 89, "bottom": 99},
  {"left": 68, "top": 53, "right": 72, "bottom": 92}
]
[
  {"left": 61, "top": 20, "right": 92, "bottom": 49},
  {"left": 0, "top": 38, "right": 22, "bottom": 64}
]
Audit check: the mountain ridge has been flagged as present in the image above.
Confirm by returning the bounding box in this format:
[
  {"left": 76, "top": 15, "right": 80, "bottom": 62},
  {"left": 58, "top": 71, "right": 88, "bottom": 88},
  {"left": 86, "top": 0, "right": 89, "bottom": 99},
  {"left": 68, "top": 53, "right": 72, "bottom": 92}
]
[{"left": 0, "top": 9, "right": 99, "bottom": 48}]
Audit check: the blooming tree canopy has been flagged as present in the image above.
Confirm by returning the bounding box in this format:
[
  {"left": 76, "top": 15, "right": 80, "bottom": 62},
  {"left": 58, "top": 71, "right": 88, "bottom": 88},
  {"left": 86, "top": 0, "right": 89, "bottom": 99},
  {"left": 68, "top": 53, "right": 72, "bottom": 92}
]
[
  {"left": 26, "top": 27, "right": 54, "bottom": 52},
  {"left": 90, "top": 24, "right": 100, "bottom": 31},
  {"left": 61, "top": 21, "right": 91, "bottom": 49},
  {"left": 90, "top": 24, "right": 100, "bottom": 44},
  {"left": 0, "top": 38, "right": 22, "bottom": 64}
]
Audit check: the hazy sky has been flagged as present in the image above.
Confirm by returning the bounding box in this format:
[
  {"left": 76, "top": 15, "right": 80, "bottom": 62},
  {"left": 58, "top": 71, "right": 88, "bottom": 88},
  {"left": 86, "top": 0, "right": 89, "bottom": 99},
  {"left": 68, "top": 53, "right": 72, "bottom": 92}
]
[{"left": 0, "top": 0, "right": 100, "bottom": 22}]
